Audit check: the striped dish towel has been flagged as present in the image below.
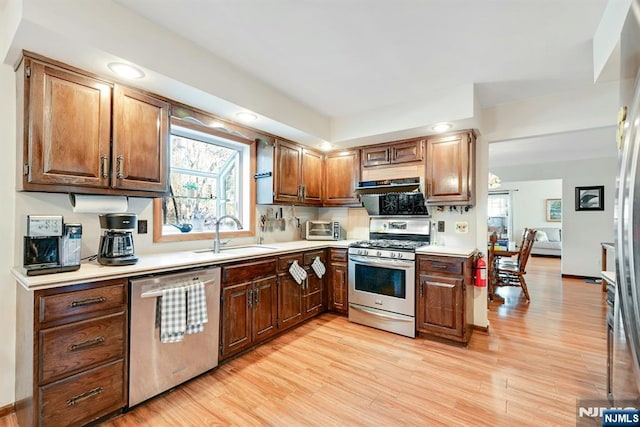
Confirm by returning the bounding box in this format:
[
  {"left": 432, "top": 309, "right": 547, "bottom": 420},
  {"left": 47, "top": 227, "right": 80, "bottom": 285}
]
[
  {"left": 186, "top": 282, "right": 208, "bottom": 335},
  {"left": 289, "top": 260, "right": 307, "bottom": 285},
  {"left": 311, "top": 256, "right": 326, "bottom": 279},
  {"left": 160, "top": 286, "right": 186, "bottom": 343}
]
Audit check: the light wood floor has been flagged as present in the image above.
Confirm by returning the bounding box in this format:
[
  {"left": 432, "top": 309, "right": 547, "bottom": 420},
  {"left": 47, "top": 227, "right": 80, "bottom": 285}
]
[{"left": 1, "top": 256, "right": 608, "bottom": 426}]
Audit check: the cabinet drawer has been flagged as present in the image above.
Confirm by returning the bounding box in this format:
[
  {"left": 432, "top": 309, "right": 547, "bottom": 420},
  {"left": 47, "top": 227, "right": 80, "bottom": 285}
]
[
  {"left": 39, "top": 312, "right": 125, "bottom": 384},
  {"left": 40, "top": 359, "right": 125, "bottom": 427},
  {"left": 303, "top": 250, "right": 326, "bottom": 266},
  {"left": 38, "top": 281, "right": 126, "bottom": 324},
  {"left": 278, "top": 254, "right": 304, "bottom": 271},
  {"left": 418, "top": 257, "right": 464, "bottom": 275},
  {"left": 329, "top": 249, "right": 348, "bottom": 262},
  {"left": 222, "top": 258, "right": 276, "bottom": 285}
]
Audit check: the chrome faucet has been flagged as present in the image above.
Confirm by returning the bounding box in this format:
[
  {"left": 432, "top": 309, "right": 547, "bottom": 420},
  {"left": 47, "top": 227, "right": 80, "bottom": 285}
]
[{"left": 212, "top": 215, "right": 243, "bottom": 253}]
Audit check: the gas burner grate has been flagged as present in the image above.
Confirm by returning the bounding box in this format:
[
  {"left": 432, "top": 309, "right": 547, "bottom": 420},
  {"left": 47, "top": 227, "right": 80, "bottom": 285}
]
[{"left": 349, "top": 239, "right": 429, "bottom": 251}]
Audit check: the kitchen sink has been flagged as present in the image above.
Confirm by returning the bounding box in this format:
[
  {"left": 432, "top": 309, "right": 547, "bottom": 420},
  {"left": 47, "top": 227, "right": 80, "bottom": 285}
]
[{"left": 194, "top": 245, "right": 278, "bottom": 254}]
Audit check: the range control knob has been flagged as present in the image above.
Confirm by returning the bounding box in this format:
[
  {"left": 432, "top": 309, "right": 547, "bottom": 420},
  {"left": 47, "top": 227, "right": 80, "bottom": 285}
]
[
  {"left": 376, "top": 251, "right": 382, "bottom": 257},
  {"left": 397, "top": 252, "right": 404, "bottom": 259},
  {"left": 390, "top": 252, "right": 397, "bottom": 258}
]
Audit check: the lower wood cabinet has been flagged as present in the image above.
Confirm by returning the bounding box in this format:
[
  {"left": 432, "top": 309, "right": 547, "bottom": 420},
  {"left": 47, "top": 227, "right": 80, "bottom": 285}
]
[
  {"left": 302, "top": 250, "right": 327, "bottom": 319},
  {"left": 416, "top": 254, "right": 474, "bottom": 344},
  {"left": 15, "top": 278, "right": 128, "bottom": 427},
  {"left": 277, "top": 253, "right": 304, "bottom": 330},
  {"left": 328, "top": 248, "right": 349, "bottom": 314},
  {"left": 220, "top": 258, "right": 278, "bottom": 360}
]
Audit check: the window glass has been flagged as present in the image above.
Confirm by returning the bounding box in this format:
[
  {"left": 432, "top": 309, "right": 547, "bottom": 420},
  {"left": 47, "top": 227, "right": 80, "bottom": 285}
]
[{"left": 158, "top": 124, "right": 251, "bottom": 239}]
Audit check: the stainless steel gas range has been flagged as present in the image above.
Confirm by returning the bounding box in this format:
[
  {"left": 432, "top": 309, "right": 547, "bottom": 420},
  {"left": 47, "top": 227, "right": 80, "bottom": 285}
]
[{"left": 348, "top": 217, "right": 430, "bottom": 338}]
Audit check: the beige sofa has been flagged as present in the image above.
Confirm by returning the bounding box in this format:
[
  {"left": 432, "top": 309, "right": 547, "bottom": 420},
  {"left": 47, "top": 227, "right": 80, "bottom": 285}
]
[{"left": 531, "top": 227, "right": 562, "bottom": 257}]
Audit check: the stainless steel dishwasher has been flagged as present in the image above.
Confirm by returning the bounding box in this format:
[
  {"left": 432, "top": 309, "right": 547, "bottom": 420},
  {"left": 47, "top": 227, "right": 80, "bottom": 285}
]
[{"left": 128, "top": 267, "right": 221, "bottom": 407}]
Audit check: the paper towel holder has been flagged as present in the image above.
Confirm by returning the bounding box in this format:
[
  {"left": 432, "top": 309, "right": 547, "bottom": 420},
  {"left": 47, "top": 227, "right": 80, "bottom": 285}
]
[{"left": 68, "top": 193, "right": 129, "bottom": 213}]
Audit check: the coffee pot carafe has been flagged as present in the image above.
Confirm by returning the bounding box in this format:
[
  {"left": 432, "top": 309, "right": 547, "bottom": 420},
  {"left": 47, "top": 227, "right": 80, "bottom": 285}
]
[{"left": 98, "top": 213, "right": 138, "bottom": 266}]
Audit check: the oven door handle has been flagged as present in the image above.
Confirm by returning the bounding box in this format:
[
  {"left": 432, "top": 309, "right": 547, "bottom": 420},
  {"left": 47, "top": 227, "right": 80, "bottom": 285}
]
[
  {"left": 349, "top": 304, "right": 414, "bottom": 322},
  {"left": 349, "top": 255, "right": 414, "bottom": 269}
]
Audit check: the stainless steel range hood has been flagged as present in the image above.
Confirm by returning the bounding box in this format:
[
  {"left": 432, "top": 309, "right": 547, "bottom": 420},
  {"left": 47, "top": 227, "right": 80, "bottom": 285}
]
[
  {"left": 354, "top": 177, "right": 422, "bottom": 195},
  {"left": 355, "top": 178, "right": 429, "bottom": 217}
]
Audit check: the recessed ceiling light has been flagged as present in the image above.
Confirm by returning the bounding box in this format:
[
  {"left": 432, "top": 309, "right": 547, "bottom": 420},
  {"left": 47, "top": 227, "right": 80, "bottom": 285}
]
[
  {"left": 319, "top": 142, "right": 333, "bottom": 151},
  {"left": 108, "top": 62, "right": 145, "bottom": 79},
  {"left": 432, "top": 122, "right": 453, "bottom": 133},
  {"left": 235, "top": 111, "right": 258, "bottom": 122}
]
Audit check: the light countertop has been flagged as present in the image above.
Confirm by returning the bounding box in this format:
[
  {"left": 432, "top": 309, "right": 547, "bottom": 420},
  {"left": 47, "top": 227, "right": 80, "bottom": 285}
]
[
  {"left": 416, "top": 245, "right": 478, "bottom": 257},
  {"left": 602, "top": 270, "right": 616, "bottom": 285},
  {"left": 13, "top": 240, "right": 478, "bottom": 290}
]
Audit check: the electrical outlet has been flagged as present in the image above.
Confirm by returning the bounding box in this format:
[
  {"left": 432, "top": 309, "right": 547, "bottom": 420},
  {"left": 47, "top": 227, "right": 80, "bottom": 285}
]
[
  {"left": 437, "top": 221, "right": 445, "bottom": 232},
  {"left": 455, "top": 221, "right": 469, "bottom": 233},
  {"left": 138, "top": 219, "right": 148, "bottom": 234}
]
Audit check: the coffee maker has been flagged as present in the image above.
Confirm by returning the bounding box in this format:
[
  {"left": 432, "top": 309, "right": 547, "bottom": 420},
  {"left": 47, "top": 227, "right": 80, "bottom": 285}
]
[{"left": 98, "top": 213, "right": 138, "bottom": 266}]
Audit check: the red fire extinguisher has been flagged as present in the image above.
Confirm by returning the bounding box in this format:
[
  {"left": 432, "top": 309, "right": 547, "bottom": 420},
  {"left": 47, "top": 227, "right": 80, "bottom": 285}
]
[{"left": 474, "top": 254, "right": 487, "bottom": 287}]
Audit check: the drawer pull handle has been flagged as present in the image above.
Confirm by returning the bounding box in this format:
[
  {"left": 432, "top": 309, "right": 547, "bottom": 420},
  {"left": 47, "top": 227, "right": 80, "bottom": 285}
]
[
  {"left": 116, "top": 155, "right": 124, "bottom": 179},
  {"left": 70, "top": 296, "right": 106, "bottom": 308},
  {"left": 66, "top": 386, "right": 104, "bottom": 406},
  {"left": 100, "top": 155, "right": 109, "bottom": 179},
  {"left": 70, "top": 336, "right": 105, "bottom": 351},
  {"left": 431, "top": 264, "right": 448, "bottom": 269}
]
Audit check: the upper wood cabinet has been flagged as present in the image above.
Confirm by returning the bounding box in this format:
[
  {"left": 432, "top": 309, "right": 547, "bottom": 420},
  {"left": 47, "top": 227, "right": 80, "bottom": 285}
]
[
  {"left": 425, "top": 131, "right": 476, "bottom": 206},
  {"left": 274, "top": 139, "right": 323, "bottom": 205},
  {"left": 323, "top": 149, "right": 361, "bottom": 206},
  {"left": 361, "top": 138, "right": 424, "bottom": 168},
  {"left": 111, "top": 85, "right": 169, "bottom": 192},
  {"left": 19, "top": 55, "right": 169, "bottom": 196}
]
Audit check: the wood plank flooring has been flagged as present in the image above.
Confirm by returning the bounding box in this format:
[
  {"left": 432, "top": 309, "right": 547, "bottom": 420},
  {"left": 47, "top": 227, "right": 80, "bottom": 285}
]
[{"left": 0, "top": 256, "right": 608, "bottom": 426}]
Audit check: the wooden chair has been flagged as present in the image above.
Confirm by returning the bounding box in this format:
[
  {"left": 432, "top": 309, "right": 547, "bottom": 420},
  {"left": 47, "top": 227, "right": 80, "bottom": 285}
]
[
  {"left": 496, "top": 227, "right": 529, "bottom": 269},
  {"left": 487, "top": 232, "right": 499, "bottom": 300},
  {"left": 493, "top": 228, "right": 537, "bottom": 302}
]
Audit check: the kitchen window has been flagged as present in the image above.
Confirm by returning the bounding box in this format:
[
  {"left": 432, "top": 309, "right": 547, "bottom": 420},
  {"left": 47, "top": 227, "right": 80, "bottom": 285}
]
[{"left": 153, "top": 118, "right": 256, "bottom": 242}]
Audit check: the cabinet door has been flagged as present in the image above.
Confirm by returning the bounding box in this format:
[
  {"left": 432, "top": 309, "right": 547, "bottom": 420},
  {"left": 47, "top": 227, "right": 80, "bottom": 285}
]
[
  {"left": 26, "top": 60, "right": 111, "bottom": 188},
  {"left": 278, "top": 273, "right": 303, "bottom": 330},
  {"left": 112, "top": 85, "right": 169, "bottom": 192},
  {"left": 303, "top": 270, "right": 324, "bottom": 319},
  {"left": 417, "top": 274, "right": 463, "bottom": 338},
  {"left": 252, "top": 276, "right": 278, "bottom": 344},
  {"left": 274, "top": 140, "right": 302, "bottom": 203},
  {"left": 425, "top": 132, "right": 474, "bottom": 205},
  {"left": 391, "top": 139, "right": 424, "bottom": 164},
  {"left": 324, "top": 150, "right": 361, "bottom": 206},
  {"left": 329, "top": 262, "right": 348, "bottom": 314},
  {"left": 221, "top": 282, "right": 252, "bottom": 359},
  {"left": 301, "top": 148, "right": 323, "bottom": 205},
  {"left": 361, "top": 145, "right": 390, "bottom": 167}
]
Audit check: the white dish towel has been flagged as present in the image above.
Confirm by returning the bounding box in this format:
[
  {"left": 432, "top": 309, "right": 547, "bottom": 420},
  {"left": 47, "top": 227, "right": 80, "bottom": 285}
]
[
  {"left": 186, "top": 282, "right": 208, "bottom": 335},
  {"left": 289, "top": 260, "right": 307, "bottom": 285},
  {"left": 160, "top": 286, "right": 186, "bottom": 343},
  {"left": 311, "top": 256, "right": 326, "bottom": 279}
]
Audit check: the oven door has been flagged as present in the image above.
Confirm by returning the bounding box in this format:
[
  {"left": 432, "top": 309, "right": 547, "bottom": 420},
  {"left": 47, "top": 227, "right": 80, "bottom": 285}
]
[{"left": 348, "top": 255, "right": 415, "bottom": 317}]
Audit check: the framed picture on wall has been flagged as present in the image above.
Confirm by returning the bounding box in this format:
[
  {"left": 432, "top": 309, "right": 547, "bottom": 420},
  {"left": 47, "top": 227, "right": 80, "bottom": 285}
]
[
  {"left": 575, "top": 186, "right": 604, "bottom": 211},
  {"left": 546, "top": 199, "right": 562, "bottom": 221}
]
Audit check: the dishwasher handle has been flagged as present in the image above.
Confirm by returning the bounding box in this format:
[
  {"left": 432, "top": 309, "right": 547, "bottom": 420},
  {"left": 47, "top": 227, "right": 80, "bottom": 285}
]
[{"left": 132, "top": 267, "right": 221, "bottom": 299}]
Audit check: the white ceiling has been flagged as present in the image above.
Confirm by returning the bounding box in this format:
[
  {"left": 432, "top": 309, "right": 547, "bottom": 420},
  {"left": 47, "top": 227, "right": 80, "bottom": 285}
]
[
  {"left": 2, "top": 0, "right": 620, "bottom": 165},
  {"left": 114, "top": 0, "right": 608, "bottom": 116}
]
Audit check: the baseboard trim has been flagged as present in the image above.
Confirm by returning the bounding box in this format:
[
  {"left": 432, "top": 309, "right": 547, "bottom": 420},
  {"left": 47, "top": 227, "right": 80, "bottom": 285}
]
[
  {"left": 473, "top": 324, "right": 490, "bottom": 334},
  {"left": 0, "top": 402, "right": 15, "bottom": 417},
  {"left": 561, "top": 273, "right": 600, "bottom": 281}
]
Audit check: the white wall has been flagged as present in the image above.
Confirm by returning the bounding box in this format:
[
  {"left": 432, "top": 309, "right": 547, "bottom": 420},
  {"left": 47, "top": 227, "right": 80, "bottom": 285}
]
[
  {"left": 496, "top": 179, "right": 563, "bottom": 245},
  {"left": 0, "top": 62, "right": 17, "bottom": 408},
  {"left": 492, "top": 157, "right": 616, "bottom": 277}
]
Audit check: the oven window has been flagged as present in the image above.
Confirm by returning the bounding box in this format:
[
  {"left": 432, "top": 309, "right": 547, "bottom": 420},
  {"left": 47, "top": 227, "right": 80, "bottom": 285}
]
[{"left": 354, "top": 264, "right": 406, "bottom": 298}]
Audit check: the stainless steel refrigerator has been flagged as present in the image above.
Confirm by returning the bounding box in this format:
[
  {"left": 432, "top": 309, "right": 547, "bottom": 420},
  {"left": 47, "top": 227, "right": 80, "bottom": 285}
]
[{"left": 612, "top": 70, "right": 640, "bottom": 404}]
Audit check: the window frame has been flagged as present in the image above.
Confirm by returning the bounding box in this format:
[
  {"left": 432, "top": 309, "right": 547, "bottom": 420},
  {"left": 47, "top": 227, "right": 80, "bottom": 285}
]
[{"left": 153, "top": 117, "right": 256, "bottom": 243}]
